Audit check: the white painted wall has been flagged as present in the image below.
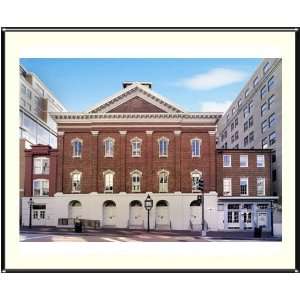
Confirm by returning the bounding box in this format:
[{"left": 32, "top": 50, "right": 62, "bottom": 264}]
[{"left": 21, "top": 192, "right": 220, "bottom": 231}]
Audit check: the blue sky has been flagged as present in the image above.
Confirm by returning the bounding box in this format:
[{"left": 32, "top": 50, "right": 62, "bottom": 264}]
[{"left": 20, "top": 58, "right": 262, "bottom": 112}]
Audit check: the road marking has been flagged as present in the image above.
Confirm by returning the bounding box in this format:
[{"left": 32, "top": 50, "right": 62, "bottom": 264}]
[
  {"left": 20, "top": 235, "right": 53, "bottom": 241},
  {"left": 117, "top": 237, "right": 134, "bottom": 242},
  {"left": 102, "top": 237, "right": 119, "bottom": 242}
]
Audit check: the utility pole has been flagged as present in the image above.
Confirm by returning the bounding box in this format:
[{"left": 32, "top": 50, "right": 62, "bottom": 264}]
[{"left": 198, "top": 178, "right": 206, "bottom": 236}]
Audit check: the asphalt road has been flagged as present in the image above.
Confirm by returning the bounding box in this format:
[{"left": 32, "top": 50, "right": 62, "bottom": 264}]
[{"left": 20, "top": 231, "right": 210, "bottom": 242}]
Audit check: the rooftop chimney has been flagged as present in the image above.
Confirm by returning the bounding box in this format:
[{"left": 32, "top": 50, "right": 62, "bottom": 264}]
[{"left": 122, "top": 81, "right": 152, "bottom": 89}]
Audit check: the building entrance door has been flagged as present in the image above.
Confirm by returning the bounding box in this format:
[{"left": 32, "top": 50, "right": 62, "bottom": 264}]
[
  {"left": 129, "top": 200, "right": 143, "bottom": 227},
  {"left": 103, "top": 201, "right": 116, "bottom": 227},
  {"left": 227, "top": 204, "right": 240, "bottom": 229},
  {"left": 155, "top": 200, "right": 170, "bottom": 228},
  {"left": 242, "top": 204, "right": 253, "bottom": 229},
  {"left": 190, "top": 200, "right": 201, "bottom": 231},
  {"left": 32, "top": 207, "right": 46, "bottom": 226}
]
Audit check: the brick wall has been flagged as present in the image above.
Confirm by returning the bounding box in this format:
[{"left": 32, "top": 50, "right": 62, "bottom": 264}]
[
  {"left": 58, "top": 126, "right": 217, "bottom": 194},
  {"left": 216, "top": 149, "right": 272, "bottom": 196}
]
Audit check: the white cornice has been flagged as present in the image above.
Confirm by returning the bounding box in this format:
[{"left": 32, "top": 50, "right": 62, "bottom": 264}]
[{"left": 50, "top": 112, "right": 223, "bottom": 125}]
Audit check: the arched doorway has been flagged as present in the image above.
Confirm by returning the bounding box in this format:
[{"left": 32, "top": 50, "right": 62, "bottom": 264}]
[
  {"left": 129, "top": 200, "right": 143, "bottom": 228},
  {"left": 103, "top": 200, "right": 116, "bottom": 227},
  {"left": 190, "top": 200, "right": 202, "bottom": 231},
  {"left": 155, "top": 200, "right": 170, "bottom": 230},
  {"left": 68, "top": 200, "right": 82, "bottom": 219}
]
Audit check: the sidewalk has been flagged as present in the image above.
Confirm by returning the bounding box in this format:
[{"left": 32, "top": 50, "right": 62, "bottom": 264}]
[{"left": 20, "top": 226, "right": 282, "bottom": 241}]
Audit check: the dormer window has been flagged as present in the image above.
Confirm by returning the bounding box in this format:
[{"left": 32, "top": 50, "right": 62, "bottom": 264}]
[
  {"left": 104, "top": 137, "right": 115, "bottom": 157},
  {"left": 131, "top": 137, "right": 142, "bottom": 157},
  {"left": 158, "top": 137, "right": 169, "bottom": 157},
  {"left": 71, "top": 138, "right": 82, "bottom": 158}
]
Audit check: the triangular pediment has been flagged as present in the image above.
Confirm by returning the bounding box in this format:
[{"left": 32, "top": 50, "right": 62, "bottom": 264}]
[
  {"left": 86, "top": 83, "right": 185, "bottom": 114},
  {"left": 107, "top": 96, "right": 168, "bottom": 113}
]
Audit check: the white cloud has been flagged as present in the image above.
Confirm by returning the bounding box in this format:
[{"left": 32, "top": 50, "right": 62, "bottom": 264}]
[
  {"left": 180, "top": 68, "right": 248, "bottom": 90},
  {"left": 199, "top": 100, "right": 232, "bottom": 113}
]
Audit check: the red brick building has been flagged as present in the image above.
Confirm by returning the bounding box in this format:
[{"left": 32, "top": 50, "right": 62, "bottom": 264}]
[{"left": 22, "top": 82, "right": 278, "bottom": 232}]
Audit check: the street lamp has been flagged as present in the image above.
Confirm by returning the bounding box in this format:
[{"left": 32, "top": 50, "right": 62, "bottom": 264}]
[
  {"left": 144, "top": 194, "right": 153, "bottom": 232},
  {"left": 28, "top": 198, "right": 34, "bottom": 228}
]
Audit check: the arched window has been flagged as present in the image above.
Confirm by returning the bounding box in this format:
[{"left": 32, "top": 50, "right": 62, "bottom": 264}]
[
  {"left": 33, "top": 179, "right": 49, "bottom": 196},
  {"left": 103, "top": 170, "right": 115, "bottom": 192},
  {"left": 71, "top": 138, "right": 83, "bottom": 158},
  {"left": 190, "top": 200, "right": 201, "bottom": 206},
  {"left": 131, "top": 137, "right": 142, "bottom": 157},
  {"left": 103, "top": 200, "right": 116, "bottom": 207},
  {"left": 70, "top": 170, "right": 82, "bottom": 193},
  {"left": 158, "top": 137, "right": 169, "bottom": 157},
  {"left": 156, "top": 200, "right": 168, "bottom": 207},
  {"left": 158, "top": 169, "right": 169, "bottom": 193},
  {"left": 191, "top": 138, "right": 201, "bottom": 157},
  {"left": 191, "top": 169, "right": 202, "bottom": 192},
  {"left": 130, "top": 170, "right": 142, "bottom": 192},
  {"left": 130, "top": 200, "right": 142, "bottom": 207},
  {"left": 103, "top": 137, "right": 115, "bottom": 157},
  {"left": 33, "top": 157, "right": 50, "bottom": 174}
]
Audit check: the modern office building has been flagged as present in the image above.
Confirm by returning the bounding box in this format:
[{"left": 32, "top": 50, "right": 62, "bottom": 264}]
[
  {"left": 216, "top": 58, "right": 282, "bottom": 204},
  {"left": 21, "top": 82, "right": 279, "bottom": 233},
  {"left": 19, "top": 64, "right": 67, "bottom": 223}
]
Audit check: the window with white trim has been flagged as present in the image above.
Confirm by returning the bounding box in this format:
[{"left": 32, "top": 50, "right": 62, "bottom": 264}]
[
  {"left": 131, "top": 170, "right": 141, "bottom": 192},
  {"left": 240, "top": 155, "right": 248, "bottom": 167},
  {"left": 191, "top": 138, "right": 201, "bottom": 157},
  {"left": 158, "top": 170, "right": 169, "bottom": 193},
  {"left": 131, "top": 137, "right": 142, "bottom": 157},
  {"left": 104, "top": 137, "right": 114, "bottom": 157},
  {"left": 34, "top": 157, "right": 49, "bottom": 174},
  {"left": 71, "top": 171, "right": 81, "bottom": 193},
  {"left": 257, "top": 155, "right": 265, "bottom": 167},
  {"left": 240, "top": 177, "right": 248, "bottom": 196},
  {"left": 158, "top": 137, "right": 169, "bottom": 157},
  {"left": 33, "top": 179, "right": 49, "bottom": 196},
  {"left": 223, "top": 178, "right": 232, "bottom": 196},
  {"left": 223, "top": 154, "right": 231, "bottom": 167},
  {"left": 191, "top": 170, "right": 202, "bottom": 192},
  {"left": 104, "top": 170, "right": 114, "bottom": 192},
  {"left": 257, "top": 177, "right": 265, "bottom": 196},
  {"left": 71, "top": 138, "right": 82, "bottom": 158}
]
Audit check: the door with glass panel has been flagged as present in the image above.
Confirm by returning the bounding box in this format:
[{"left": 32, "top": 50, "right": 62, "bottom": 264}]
[
  {"left": 32, "top": 204, "right": 46, "bottom": 226},
  {"left": 227, "top": 204, "right": 240, "bottom": 229},
  {"left": 243, "top": 204, "right": 253, "bottom": 229}
]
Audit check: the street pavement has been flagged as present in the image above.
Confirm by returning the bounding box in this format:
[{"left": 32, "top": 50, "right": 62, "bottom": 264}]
[{"left": 20, "top": 227, "right": 281, "bottom": 242}]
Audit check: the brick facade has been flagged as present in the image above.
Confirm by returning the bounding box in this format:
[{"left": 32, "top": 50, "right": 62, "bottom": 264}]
[
  {"left": 216, "top": 149, "right": 272, "bottom": 197},
  {"left": 54, "top": 126, "right": 217, "bottom": 194},
  {"left": 24, "top": 145, "right": 58, "bottom": 197}
]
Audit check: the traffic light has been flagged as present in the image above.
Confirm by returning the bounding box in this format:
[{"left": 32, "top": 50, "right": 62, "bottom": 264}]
[{"left": 198, "top": 178, "right": 204, "bottom": 191}]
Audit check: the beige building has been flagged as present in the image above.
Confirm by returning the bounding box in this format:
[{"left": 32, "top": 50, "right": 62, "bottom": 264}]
[{"left": 216, "top": 58, "right": 282, "bottom": 205}]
